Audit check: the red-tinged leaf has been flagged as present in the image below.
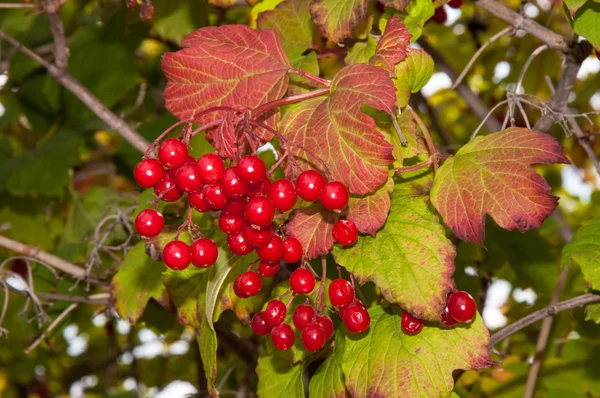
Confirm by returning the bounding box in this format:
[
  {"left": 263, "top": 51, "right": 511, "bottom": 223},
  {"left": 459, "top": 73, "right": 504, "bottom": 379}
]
[
  {"left": 369, "top": 16, "right": 411, "bottom": 72},
  {"left": 284, "top": 205, "right": 340, "bottom": 259},
  {"left": 347, "top": 174, "right": 394, "bottom": 236},
  {"left": 162, "top": 25, "right": 290, "bottom": 123},
  {"left": 309, "top": 0, "right": 369, "bottom": 43},
  {"left": 206, "top": 112, "right": 238, "bottom": 159},
  {"left": 377, "top": 0, "right": 410, "bottom": 11},
  {"left": 280, "top": 64, "right": 395, "bottom": 195},
  {"left": 430, "top": 128, "right": 569, "bottom": 246}
]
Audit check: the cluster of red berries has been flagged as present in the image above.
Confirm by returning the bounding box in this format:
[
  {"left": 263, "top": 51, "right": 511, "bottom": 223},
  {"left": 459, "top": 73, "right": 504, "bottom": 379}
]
[
  {"left": 430, "top": 0, "right": 463, "bottom": 24},
  {"left": 401, "top": 290, "right": 477, "bottom": 335}
]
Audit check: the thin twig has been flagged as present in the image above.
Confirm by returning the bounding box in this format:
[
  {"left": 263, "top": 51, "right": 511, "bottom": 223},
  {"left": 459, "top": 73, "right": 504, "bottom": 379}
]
[
  {"left": 0, "top": 3, "right": 38, "bottom": 8},
  {"left": 6, "top": 286, "right": 110, "bottom": 305},
  {"left": 24, "top": 302, "right": 78, "bottom": 355},
  {"left": 46, "top": 0, "right": 68, "bottom": 71},
  {"left": 406, "top": 105, "right": 439, "bottom": 172}
]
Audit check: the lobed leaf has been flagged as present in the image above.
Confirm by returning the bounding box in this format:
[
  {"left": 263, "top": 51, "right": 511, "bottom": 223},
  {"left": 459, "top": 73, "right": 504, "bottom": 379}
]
[
  {"left": 562, "top": 217, "right": 600, "bottom": 290},
  {"left": 569, "top": 2, "right": 600, "bottom": 48},
  {"left": 370, "top": 16, "right": 412, "bottom": 72},
  {"left": 196, "top": 273, "right": 219, "bottom": 397},
  {"left": 162, "top": 266, "right": 207, "bottom": 327},
  {"left": 394, "top": 48, "right": 434, "bottom": 107},
  {"left": 346, "top": 173, "right": 394, "bottom": 236},
  {"left": 309, "top": 354, "right": 347, "bottom": 398},
  {"left": 256, "top": 354, "right": 305, "bottom": 397},
  {"left": 309, "top": 0, "right": 370, "bottom": 43},
  {"left": 345, "top": 37, "right": 377, "bottom": 65},
  {"left": 380, "top": 0, "right": 435, "bottom": 41},
  {"left": 284, "top": 204, "right": 339, "bottom": 259}
]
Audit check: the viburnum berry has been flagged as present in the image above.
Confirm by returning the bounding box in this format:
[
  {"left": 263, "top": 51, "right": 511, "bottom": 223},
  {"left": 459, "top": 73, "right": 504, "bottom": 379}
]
[
  {"left": 596, "top": 50, "right": 600, "bottom": 60},
  {"left": 190, "top": 238, "right": 218, "bottom": 268},
  {"left": 221, "top": 167, "right": 249, "bottom": 199},
  {"left": 440, "top": 305, "right": 458, "bottom": 327},
  {"left": 268, "top": 179, "right": 297, "bottom": 211},
  {"left": 154, "top": 175, "right": 183, "bottom": 202},
  {"left": 320, "top": 181, "right": 349, "bottom": 210},
  {"left": 203, "top": 183, "right": 227, "bottom": 209},
  {"left": 256, "top": 235, "right": 283, "bottom": 261},
  {"left": 175, "top": 163, "right": 203, "bottom": 192},
  {"left": 401, "top": 311, "right": 424, "bottom": 335},
  {"left": 295, "top": 170, "right": 326, "bottom": 202},
  {"left": 233, "top": 271, "right": 262, "bottom": 298},
  {"left": 338, "top": 298, "right": 365, "bottom": 320},
  {"left": 332, "top": 219, "right": 358, "bottom": 246},
  {"left": 134, "top": 158, "right": 164, "bottom": 188},
  {"left": 282, "top": 237, "right": 303, "bottom": 263},
  {"left": 290, "top": 268, "right": 316, "bottom": 295},
  {"left": 328, "top": 278, "right": 355, "bottom": 307},
  {"left": 271, "top": 323, "right": 295, "bottom": 351},
  {"left": 244, "top": 196, "right": 275, "bottom": 227},
  {"left": 237, "top": 155, "right": 267, "bottom": 185},
  {"left": 301, "top": 322, "right": 326, "bottom": 351},
  {"left": 258, "top": 260, "right": 280, "bottom": 277},
  {"left": 447, "top": 291, "right": 477, "bottom": 323},
  {"left": 134, "top": 209, "right": 164, "bottom": 237},
  {"left": 223, "top": 198, "right": 246, "bottom": 216},
  {"left": 158, "top": 138, "right": 188, "bottom": 169},
  {"left": 251, "top": 312, "right": 272, "bottom": 336},
  {"left": 139, "top": 0, "right": 154, "bottom": 20},
  {"left": 447, "top": 0, "right": 463, "bottom": 8},
  {"left": 163, "top": 241, "right": 191, "bottom": 270},
  {"left": 431, "top": 6, "right": 447, "bottom": 24},
  {"left": 196, "top": 153, "right": 224, "bottom": 184},
  {"left": 219, "top": 212, "right": 244, "bottom": 234},
  {"left": 248, "top": 178, "right": 271, "bottom": 197},
  {"left": 242, "top": 225, "right": 272, "bottom": 247},
  {"left": 263, "top": 300, "right": 287, "bottom": 326},
  {"left": 316, "top": 314, "right": 334, "bottom": 340},
  {"left": 227, "top": 232, "right": 254, "bottom": 256},
  {"left": 292, "top": 304, "right": 315, "bottom": 330},
  {"left": 188, "top": 190, "right": 212, "bottom": 212},
  {"left": 126, "top": 0, "right": 139, "bottom": 8},
  {"left": 343, "top": 305, "right": 370, "bottom": 333}
]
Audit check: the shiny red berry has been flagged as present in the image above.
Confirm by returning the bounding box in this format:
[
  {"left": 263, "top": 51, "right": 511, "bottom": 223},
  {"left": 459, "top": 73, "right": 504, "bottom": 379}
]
[
  {"left": 221, "top": 167, "right": 249, "bottom": 199},
  {"left": 242, "top": 225, "right": 272, "bottom": 247},
  {"left": 431, "top": 6, "right": 447, "bottom": 23},
  {"left": 447, "top": 0, "right": 463, "bottom": 7},
  {"left": 301, "top": 323, "right": 325, "bottom": 351},
  {"left": 237, "top": 155, "right": 267, "bottom": 185},
  {"left": 158, "top": 138, "right": 188, "bottom": 169},
  {"left": 295, "top": 170, "right": 326, "bottom": 202},
  {"left": 343, "top": 305, "right": 370, "bottom": 333},
  {"left": 134, "top": 209, "right": 164, "bottom": 237},
  {"left": 175, "top": 163, "right": 203, "bottom": 192},
  {"left": 251, "top": 312, "right": 272, "bottom": 336},
  {"left": 223, "top": 199, "right": 246, "bottom": 216},
  {"left": 244, "top": 196, "right": 275, "bottom": 227},
  {"left": 264, "top": 300, "right": 287, "bottom": 326},
  {"left": 316, "top": 314, "right": 334, "bottom": 340},
  {"left": 163, "top": 241, "right": 191, "bottom": 270},
  {"left": 196, "top": 153, "right": 224, "bottom": 184},
  {"left": 320, "top": 182, "right": 349, "bottom": 210},
  {"left": 258, "top": 260, "right": 280, "bottom": 277},
  {"left": 271, "top": 323, "right": 295, "bottom": 351},
  {"left": 338, "top": 299, "right": 365, "bottom": 320},
  {"left": 233, "top": 271, "right": 262, "bottom": 298},
  {"left": 154, "top": 175, "right": 183, "bottom": 202},
  {"left": 268, "top": 179, "right": 297, "bottom": 211},
  {"left": 401, "top": 311, "right": 424, "bottom": 335},
  {"left": 134, "top": 159, "right": 165, "bottom": 188},
  {"left": 332, "top": 219, "right": 358, "bottom": 246},
  {"left": 203, "top": 183, "right": 227, "bottom": 209},
  {"left": 256, "top": 235, "right": 283, "bottom": 261},
  {"left": 227, "top": 232, "right": 254, "bottom": 256},
  {"left": 292, "top": 304, "right": 315, "bottom": 330},
  {"left": 440, "top": 306, "right": 458, "bottom": 327},
  {"left": 219, "top": 212, "right": 244, "bottom": 234},
  {"left": 188, "top": 190, "right": 212, "bottom": 212},
  {"left": 248, "top": 178, "right": 271, "bottom": 197},
  {"left": 190, "top": 238, "right": 218, "bottom": 268},
  {"left": 282, "top": 237, "right": 303, "bottom": 263},
  {"left": 290, "top": 268, "right": 316, "bottom": 295},
  {"left": 447, "top": 291, "right": 477, "bottom": 323},
  {"left": 328, "top": 279, "right": 354, "bottom": 307}
]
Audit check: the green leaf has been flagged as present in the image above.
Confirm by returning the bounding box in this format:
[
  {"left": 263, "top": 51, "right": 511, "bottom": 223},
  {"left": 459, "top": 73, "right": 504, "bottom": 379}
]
[
  {"left": 256, "top": 354, "right": 305, "bottom": 397},
  {"left": 585, "top": 303, "right": 600, "bottom": 323},
  {"left": 250, "top": 0, "right": 284, "bottom": 27},
  {"left": 394, "top": 48, "right": 434, "bottom": 107},
  {"left": 162, "top": 266, "right": 207, "bottom": 327},
  {"left": 563, "top": 0, "right": 588, "bottom": 15},
  {"left": 337, "top": 306, "right": 493, "bottom": 396},
  {"left": 345, "top": 36, "right": 377, "bottom": 65},
  {"left": 380, "top": 0, "right": 435, "bottom": 42},
  {"left": 196, "top": 273, "right": 219, "bottom": 397},
  {"left": 310, "top": 0, "right": 370, "bottom": 42},
  {"left": 570, "top": 1, "right": 600, "bottom": 47},
  {"left": 289, "top": 52, "right": 321, "bottom": 95},
  {"left": 333, "top": 189, "right": 456, "bottom": 321},
  {"left": 309, "top": 354, "right": 347, "bottom": 398},
  {"left": 562, "top": 217, "right": 600, "bottom": 289}
]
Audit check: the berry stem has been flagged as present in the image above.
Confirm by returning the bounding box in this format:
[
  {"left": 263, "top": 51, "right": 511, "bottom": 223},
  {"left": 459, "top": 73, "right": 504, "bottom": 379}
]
[
  {"left": 317, "top": 256, "right": 327, "bottom": 313},
  {"left": 288, "top": 68, "right": 331, "bottom": 87},
  {"left": 251, "top": 88, "right": 330, "bottom": 120},
  {"left": 188, "top": 119, "right": 226, "bottom": 138},
  {"left": 268, "top": 151, "right": 288, "bottom": 175},
  {"left": 144, "top": 119, "right": 189, "bottom": 157},
  {"left": 395, "top": 158, "right": 433, "bottom": 174},
  {"left": 406, "top": 105, "right": 440, "bottom": 173}
]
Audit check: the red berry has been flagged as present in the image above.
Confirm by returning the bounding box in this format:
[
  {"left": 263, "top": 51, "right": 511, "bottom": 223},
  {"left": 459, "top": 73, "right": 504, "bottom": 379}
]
[
  {"left": 221, "top": 167, "right": 249, "bottom": 199},
  {"left": 401, "top": 311, "right": 424, "bottom": 335},
  {"left": 126, "top": 0, "right": 138, "bottom": 9},
  {"left": 328, "top": 279, "right": 354, "bottom": 307},
  {"left": 301, "top": 323, "right": 325, "bottom": 351},
  {"left": 295, "top": 170, "right": 326, "bottom": 202},
  {"left": 158, "top": 138, "right": 188, "bottom": 169},
  {"left": 268, "top": 179, "right": 297, "bottom": 211},
  {"left": 431, "top": 6, "right": 447, "bottom": 23},
  {"left": 343, "top": 305, "right": 370, "bottom": 333},
  {"left": 248, "top": 178, "right": 271, "bottom": 197},
  {"left": 242, "top": 225, "right": 272, "bottom": 247},
  {"left": 196, "top": 153, "right": 224, "bottom": 184},
  {"left": 282, "top": 237, "right": 303, "bottom": 263},
  {"left": 237, "top": 155, "right": 267, "bottom": 185},
  {"left": 263, "top": 300, "right": 287, "bottom": 326},
  {"left": 183, "top": 156, "right": 196, "bottom": 165},
  {"left": 258, "top": 260, "right": 280, "bottom": 277},
  {"left": 219, "top": 212, "right": 244, "bottom": 234},
  {"left": 447, "top": 0, "right": 463, "bottom": 8},
  {"left": 190, "top": 238, "right": 218, "bottom": 268},
  {"left": 256, "top": 235, "right": 283, "bottom": 261},
  {"left": 139, "top": 0, "right": 154, "bottom": 20},
  {"left": 332, "top": 219, "right": 358, "bottom": 246},
  {"left": 447, "top": 291, "right": 477, "bottom": 323},
  {"left": 134, "top": 159, "right": 165, "bottom": 188},
  {"left": 163, "top": 241, "right": 191, "bottom": 270},
  {"left": 227, "top": 232, "right": 254, "bottom": 256},
  {"left": 292, "top": 304, "right": 315, "bottom": 330},
  {"left": 596, "top": 50, "right": 600, "bottom": 60},
  {"left": 175, "top": 163, "right": 203, "bottom": 192},
  {"left": 440, "top": 305, "right": 458, "bottom": 327},
  {"left": 271, "top": 323, "right": 295, "bottom": 351},
  {"left": 154, "top": 175, "right": 183, "bottom": 202},
  {"left": 233, "top": 271, "right": 262, "bottom": 298},
  {"left": 223, "top": 199, "right": 246, "bottom": 216},
  {"left": 251, "top": 312, "right": 272, "bottom": 336},
  {"left": 134, "top": 209, "right": 164, "bottom": 237},
  {"left": 203, "top": 183, "right": 227, "bottom": 209},
  {"left": 244, "top": 196, "right": 275, "bottom": 227},
  {"left": 320, "top": 182, "right": 349, "bottom": 210},
  {"left": 189, "top": 190, "right": 212, "bottom": 212},
  {"left": 316, "top": 314, "right": 334, "bottom": 340},
  {"left": 290, "top": 268, "right": 316, "bottom": 295},
  {"left": 338, "top": 299, "right": 365, "bottom": 320}
]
